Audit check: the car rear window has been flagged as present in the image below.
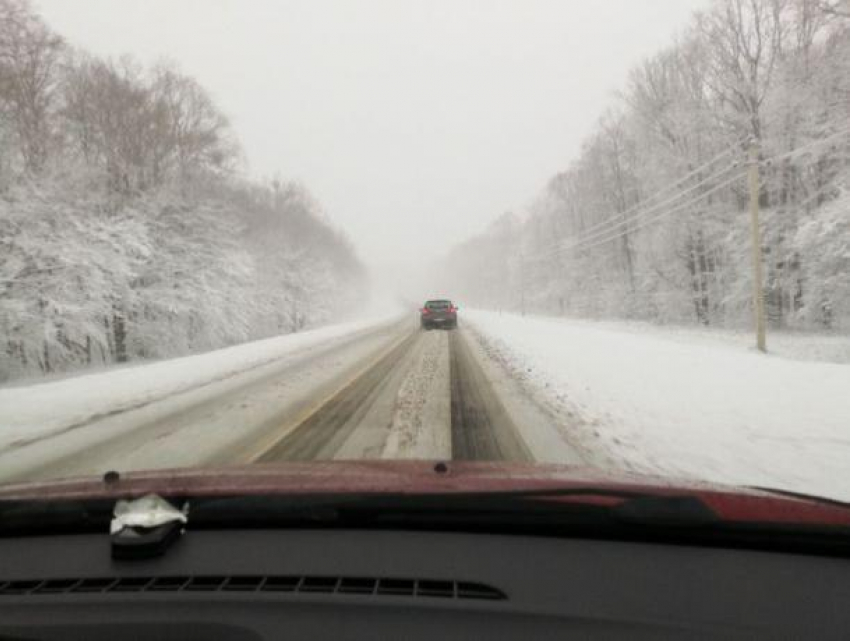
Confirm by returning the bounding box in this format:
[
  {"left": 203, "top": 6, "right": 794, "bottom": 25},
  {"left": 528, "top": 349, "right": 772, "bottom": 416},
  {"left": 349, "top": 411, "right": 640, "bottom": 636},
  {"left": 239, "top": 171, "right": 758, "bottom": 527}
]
[{"left": 425, "top": 301, "right": 451, "bottom": 310}]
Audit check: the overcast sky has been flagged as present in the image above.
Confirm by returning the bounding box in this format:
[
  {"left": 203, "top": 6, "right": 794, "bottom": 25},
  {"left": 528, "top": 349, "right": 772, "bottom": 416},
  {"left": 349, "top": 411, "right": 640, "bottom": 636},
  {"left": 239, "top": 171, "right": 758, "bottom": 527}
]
[{"left": 37, "top": 0, "right": 707, "bottom": 272}]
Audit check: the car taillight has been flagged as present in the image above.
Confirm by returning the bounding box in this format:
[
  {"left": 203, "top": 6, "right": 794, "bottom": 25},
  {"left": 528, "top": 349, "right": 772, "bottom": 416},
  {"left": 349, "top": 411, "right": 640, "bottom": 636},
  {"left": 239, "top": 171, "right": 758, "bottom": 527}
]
[
  {"left": 421, "top": 308, "right": 430, "bottom": 314},
  {"left": 449, "top": 306, "right": 457, "bottom": 313}
]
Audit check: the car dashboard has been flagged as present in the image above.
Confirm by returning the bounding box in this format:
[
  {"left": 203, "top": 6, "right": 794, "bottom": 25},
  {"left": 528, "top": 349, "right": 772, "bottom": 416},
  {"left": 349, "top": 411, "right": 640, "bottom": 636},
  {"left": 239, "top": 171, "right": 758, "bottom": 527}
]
[{"left": 2, "top": 527, "right": 850, "bottom": 640}]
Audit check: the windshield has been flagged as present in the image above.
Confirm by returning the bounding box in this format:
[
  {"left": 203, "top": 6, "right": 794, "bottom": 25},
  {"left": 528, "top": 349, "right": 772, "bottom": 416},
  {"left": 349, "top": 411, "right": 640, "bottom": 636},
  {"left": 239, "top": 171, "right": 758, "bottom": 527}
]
[{"left": 0, "top": 0, "right": 849, "bottom": 512}]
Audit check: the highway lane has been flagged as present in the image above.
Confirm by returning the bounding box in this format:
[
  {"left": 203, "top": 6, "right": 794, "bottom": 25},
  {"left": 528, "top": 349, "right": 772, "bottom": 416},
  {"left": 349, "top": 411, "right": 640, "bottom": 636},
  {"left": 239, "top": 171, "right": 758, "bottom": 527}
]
[
  {"left": 1, "top": 320, "right": 579, "bottom": 484},
  {"left": 254, "top": 326, "right": 532, "bottom": 463}
]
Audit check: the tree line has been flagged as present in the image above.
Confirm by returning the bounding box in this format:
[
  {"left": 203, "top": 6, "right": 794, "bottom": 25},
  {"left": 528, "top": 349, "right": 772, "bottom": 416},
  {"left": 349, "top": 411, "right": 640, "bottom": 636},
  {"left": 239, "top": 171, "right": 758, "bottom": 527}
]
[
  {"left": 0, "top": 0, "right": 366, "bottom": 381},
  {"left": 445, "top": 0, "right": 850, "bottom": 331}
]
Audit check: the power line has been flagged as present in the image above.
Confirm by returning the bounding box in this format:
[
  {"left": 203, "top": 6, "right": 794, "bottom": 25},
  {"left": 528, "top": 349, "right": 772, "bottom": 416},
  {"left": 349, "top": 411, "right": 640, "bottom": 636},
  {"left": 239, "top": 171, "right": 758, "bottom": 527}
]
[
  {"left": 527, "top": 171, "right": 746, "bottom": 265},
  {"left": 528, "top": 128, "right": 850, "bottom": 265},
  {"left": 533, "top": 147, "right": 740, "bottom": 258},
  {"left": 544, "top": 161, "right": 743, "bottom": 254},
  {"left": 568, "top": 146, "right": 737, "bottom": 239},
  {"left": 760, "top": 126, "right": 850, "bottom": 165},
  {"left": 563, "top": 171, "right": 745, "bottom": 256},
  {"left": 511, "top": 128, "right": 850, "bottom": 274}
]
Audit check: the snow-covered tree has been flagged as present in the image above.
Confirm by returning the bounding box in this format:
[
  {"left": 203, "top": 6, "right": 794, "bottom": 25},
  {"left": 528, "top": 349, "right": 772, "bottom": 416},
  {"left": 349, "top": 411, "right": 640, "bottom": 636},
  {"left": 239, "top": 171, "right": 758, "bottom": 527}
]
[
  {"left": 446, "top": 0, "right": 850, "bottom": 332},
  {"left": 0, "top": 2, "right": 367, "bottom": 382}
]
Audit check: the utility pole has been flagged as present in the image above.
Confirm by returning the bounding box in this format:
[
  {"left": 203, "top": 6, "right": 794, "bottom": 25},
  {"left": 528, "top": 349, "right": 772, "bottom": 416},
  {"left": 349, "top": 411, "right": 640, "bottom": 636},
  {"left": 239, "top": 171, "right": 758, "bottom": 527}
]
[{"left": 748, "top": 140, "right": 767, "bottom": 353}]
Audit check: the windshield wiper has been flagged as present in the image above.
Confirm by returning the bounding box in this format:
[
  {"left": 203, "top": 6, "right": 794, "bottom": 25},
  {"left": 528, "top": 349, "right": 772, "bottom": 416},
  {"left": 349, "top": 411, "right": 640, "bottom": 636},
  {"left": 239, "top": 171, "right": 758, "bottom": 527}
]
[{"left": 744, "top": 485, "right": 850, "bottom": 509}]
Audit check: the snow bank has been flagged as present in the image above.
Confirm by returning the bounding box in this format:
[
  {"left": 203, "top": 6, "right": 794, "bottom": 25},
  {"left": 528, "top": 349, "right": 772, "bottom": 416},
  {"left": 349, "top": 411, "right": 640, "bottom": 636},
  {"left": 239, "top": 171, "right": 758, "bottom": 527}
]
[
  {"left": 0, "top": 315, "right": 399, "bottom": 451},
  {"left": 466, "top": 310, "right": 850, "bottom": 501}
]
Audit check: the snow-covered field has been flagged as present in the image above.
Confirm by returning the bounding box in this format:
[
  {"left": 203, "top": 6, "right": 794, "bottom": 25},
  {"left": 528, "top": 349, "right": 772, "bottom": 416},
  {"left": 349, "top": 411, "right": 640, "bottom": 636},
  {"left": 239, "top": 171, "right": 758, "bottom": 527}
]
[
  {"left": 465, "top": 310, "right": 850, "bottom": 501},
  {"left": 0, "top": 314, "right": 400, "bottom": 453}
]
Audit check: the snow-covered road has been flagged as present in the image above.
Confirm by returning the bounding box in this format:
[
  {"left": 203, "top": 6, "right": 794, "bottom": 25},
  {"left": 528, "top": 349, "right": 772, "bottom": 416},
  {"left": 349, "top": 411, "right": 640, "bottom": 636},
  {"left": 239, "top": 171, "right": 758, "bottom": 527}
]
[
  {"left": 0, "top": 315, "right": 411, "bottom": 481},
  {"left": 0, "top": 314, "right": 581, "bottom": 483},
  {"left": 5, "top": 309, "right": 844, "bottom": 503},
  {"left": 0, "top": 315, "right": 402, "bottom": 451}
]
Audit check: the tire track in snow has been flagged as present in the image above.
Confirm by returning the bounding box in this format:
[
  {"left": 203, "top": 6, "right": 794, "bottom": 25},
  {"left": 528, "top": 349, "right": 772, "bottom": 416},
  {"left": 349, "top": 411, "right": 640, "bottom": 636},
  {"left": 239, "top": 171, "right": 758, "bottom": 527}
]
[
  {"left": 380, "top": 331, "right": 450, "bottom": 459},
  {"left": 449, "top": 329, "right": 533, "bottom": 462}
]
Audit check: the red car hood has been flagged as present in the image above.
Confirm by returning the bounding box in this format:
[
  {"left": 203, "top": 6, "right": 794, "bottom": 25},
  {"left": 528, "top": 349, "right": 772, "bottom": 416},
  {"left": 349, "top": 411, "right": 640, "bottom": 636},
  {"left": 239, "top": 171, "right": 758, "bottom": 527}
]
[{"left": 1, "top": 461, "right": 848, "bottom": 527}]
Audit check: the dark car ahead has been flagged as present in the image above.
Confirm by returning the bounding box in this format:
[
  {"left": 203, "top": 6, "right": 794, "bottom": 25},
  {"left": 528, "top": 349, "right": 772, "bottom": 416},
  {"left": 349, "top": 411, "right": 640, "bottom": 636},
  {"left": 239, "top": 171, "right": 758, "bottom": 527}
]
[{"left": 420, "top": 299, "right": 458, "bottom": 330}]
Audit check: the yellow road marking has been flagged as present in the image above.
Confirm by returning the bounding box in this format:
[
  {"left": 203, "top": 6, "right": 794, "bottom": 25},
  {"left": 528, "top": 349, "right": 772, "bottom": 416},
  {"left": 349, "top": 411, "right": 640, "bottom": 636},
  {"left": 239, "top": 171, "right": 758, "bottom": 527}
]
[{"left": 237, "top": 328, "right": 418, "bottom": 464}]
